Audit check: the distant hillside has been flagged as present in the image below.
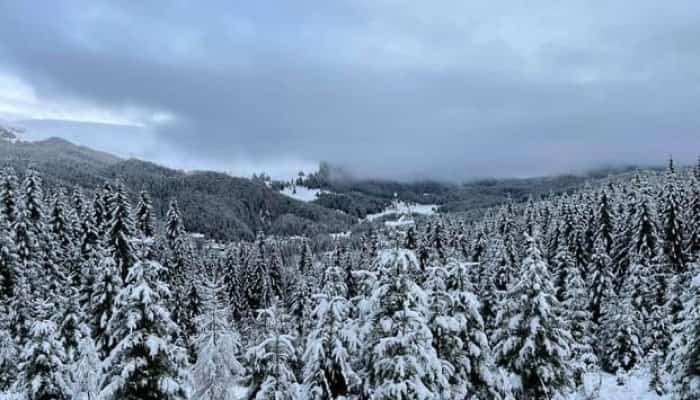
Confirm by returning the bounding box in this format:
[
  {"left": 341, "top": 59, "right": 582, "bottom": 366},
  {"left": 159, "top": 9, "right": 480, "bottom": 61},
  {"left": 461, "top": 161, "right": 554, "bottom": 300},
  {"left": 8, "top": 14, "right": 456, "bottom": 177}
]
[
  {"left": 288, "top": 163, "right": 641, "bottom": 218},
  {"left": 0, "top": 136, "right": 354, "bottom": 241},
  {"left": 0, "top": 130, "right": 642, "bottom": 240}
]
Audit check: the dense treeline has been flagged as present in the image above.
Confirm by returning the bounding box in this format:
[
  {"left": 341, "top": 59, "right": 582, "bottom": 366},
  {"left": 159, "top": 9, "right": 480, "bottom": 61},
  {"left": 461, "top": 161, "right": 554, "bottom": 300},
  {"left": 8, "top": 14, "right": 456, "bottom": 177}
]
[{"left": 1, "top": 159, "right": 700, "bottom": 399}]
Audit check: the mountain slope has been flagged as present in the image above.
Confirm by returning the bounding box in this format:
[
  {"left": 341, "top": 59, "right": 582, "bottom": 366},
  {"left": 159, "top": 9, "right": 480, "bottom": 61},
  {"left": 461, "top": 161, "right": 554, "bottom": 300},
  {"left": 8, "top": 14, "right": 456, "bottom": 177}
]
[{"left": 0, "top": 137, "right": 354, "bottom": 241}]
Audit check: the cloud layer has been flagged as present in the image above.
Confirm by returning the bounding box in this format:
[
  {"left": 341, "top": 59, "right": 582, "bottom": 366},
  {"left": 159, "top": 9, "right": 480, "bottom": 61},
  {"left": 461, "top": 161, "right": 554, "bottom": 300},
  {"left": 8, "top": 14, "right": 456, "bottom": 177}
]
[{"left": 1, "top": 1, "right": 699, "bottom": 180}]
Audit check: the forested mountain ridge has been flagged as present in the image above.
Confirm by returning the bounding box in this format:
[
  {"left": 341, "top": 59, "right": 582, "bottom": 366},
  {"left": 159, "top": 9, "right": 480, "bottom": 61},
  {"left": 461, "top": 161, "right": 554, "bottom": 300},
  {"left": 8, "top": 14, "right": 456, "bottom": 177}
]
[
  {"left": 0, "top": 131, "right": 650, "bottom": 241},
  {"left": 0, "top": 136, "right": 354, "bottom": 240}
]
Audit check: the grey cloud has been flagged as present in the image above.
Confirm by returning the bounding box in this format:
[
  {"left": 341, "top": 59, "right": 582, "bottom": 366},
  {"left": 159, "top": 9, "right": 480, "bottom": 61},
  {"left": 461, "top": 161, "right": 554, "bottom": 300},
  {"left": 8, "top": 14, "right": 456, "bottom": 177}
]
[{"left": 1, "top": 1, "right": 700, "bottom": 181}]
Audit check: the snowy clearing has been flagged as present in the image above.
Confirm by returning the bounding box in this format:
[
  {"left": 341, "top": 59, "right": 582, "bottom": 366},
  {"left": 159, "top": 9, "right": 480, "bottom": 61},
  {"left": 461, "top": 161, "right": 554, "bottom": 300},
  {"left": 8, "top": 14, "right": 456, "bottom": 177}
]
[
  {"left": 385, "top": 215, "right": 415, "bottom": 228},
  {"left": 279, "top": 185, "right": 323, "bottom": 202},
  {"left": 568, "top": 371, "right": 669, "bottom": 400},
  {"left": 364, "top": 201, "right": 438, "bottom": 222}
]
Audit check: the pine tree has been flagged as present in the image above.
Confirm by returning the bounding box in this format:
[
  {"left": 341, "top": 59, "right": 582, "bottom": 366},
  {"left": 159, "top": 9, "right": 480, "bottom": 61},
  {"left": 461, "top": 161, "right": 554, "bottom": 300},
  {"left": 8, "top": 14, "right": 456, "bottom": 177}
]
[
  {"left": 612, "top": 186, "right": 637, "bottom": 291},
  {"left": 302, "top": 263, "right": 360, "bottom": 399},
  {"left": 166, "top": 198, "right": 186, "bottom": 247},
  {"left": 0, "top": 166, "right": 18, "bottom": 224},
  {"left": 14, "top": 319, "right": 71, "bottom": 400},
  {"left": 560, "top": 246, "right": 597, "bottom": 384},
  {"left": 245, "top": 234, "right": 272, "bottom": 313},
  {"left": 101, "top": 259, "right": 190, "bottom": 400},
  {"left": 183, "top": 282, "right": 203, "bottom": 363},
  {"left": 0, "top": 323, "right": 18, "bottom": 390},
  {"left": 493, "top": 233, "right": 574, "bottom": 399},
  {"left": 290, "top": 241, "right": 314, "bottom": 350},
  {"left": 92, "top": 191, "right": 107, "bottom": 236},
  {"left": 105, "top": 182, "right": 136, "bottom": 282},
  {"left": 135, "top": 190, "right": 155, "bottom": 238},
  {"left": 191, "top": 271, "right": 245, "bottom": 400},
  {"left": 671, "top": 272, "right": 700, "bottom": 399},
  {"left": 687, "top": 180, "right": 700, "bottom": 261},
  {"left": 48, "top": 190, "right": 77, "bottom": 285},
  {"left": 22, "top": 168, "right": 46, "bottom": 235},
  {"left": 365, "top": 249, "right": 446, "bottom": 400},
  {"left": 661, "top": 168, "right": 686, "bottom": 275},
  {"left": 600, "top": 263, "right": 643, "bottom": 374},
  {"left": 268, "top": 244, "right": 285, "bottom": 299},
  {"left": 59, "top": 286, "right": 84, "bottom": 362},
  {"left": 595, "top": 190, "right": 616, "bottom": 254},
  {"left": 404, "top": 225, "right": 418, "bottom": 250},
  {"left": 70, "top": 334, "right": 101, "bottom": 400},
  {"left": 0, "top": 216, "right": 18, "bottom": 302},
  {"left": 478, "top": 237, "right": 510, "bottom": 336},
  {"left": 246, "top": 303, "right": 298, "bottom": 400},
  {"left": 443, "top": 259, "right": 504, "bottom": 399},
  {"left": 588, "top": 239, "right": 615, "bottom": 333},
  {"left": 89, "top": 257, "right": 122, "bottom": 358}
]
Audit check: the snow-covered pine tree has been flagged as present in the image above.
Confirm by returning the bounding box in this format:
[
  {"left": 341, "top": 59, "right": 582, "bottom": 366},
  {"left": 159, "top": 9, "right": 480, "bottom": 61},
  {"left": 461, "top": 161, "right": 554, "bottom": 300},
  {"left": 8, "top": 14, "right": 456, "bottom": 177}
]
[
  {"left": 611, "top": 185, "right": 637, "bottom": 291},
  {"left": 0, "top": 167, "right": 18, "bottom": 224},
  {"left": 92, "top": 191, "right": 107, "bottom": 237},
  {"left": 423, "top": 261, "right": 454, "bottom": 394},
  {"left": 71, "top": 187, "right": 85, "bottom": 220},
  {"left": 687, "top": 179, "right": 700, "bottom": 261},
  {"left": 105, "top": 181, "right": 136, "bottom": 282},
  {"left": 595, "top": 189, "right": 616, "bottom": 255},
  {"left": 70, "top": 333, "right": 101, "bottom": 400},
  {"left": 223, "top": 246, "right": 248, "bottom": 321},
  {"left": 365, "top": 249, "right": 446, "bottom": 400},
  {"left": 600, "top": 261, "right": 644, "bottom": 375},
  {"left": 268, "top": 244, "right": 285, "bottom": 299},
  {"left": 416, "top": 223, "right": 432, "bottom": 271},
  {"left": 59, "top": 285, "right": 84, "bottom": 363},
  {"left": 0, "top": 215, "right": 18, "bottom": 302},
  {"left": 0, "top": 323, "right": 18, "bottom": 390},
  {"left": 14, "top": 319, "right": 71, "bottom": 400},
  {"left": 191, "top": 271, "right": 245, "bottom": 400},
  {"left": 290, "top": 240, "right": 314, "bottom": 354},
  {"left": 560, "top": 243, "right": 597, "bottom": 385},
  {"left": 166, "top": 198, "right": 186, "bottom": 247},
  {"left": 660, "top": 171, "right": 693, "bottom": 364},
  {"left": 246, "top": 303, "right": 299, "bottom": 400},
  {"left": 588, "top": 239, "right": 615, "bottom": 335},
  {"left": 101, "top": 259, "right": 190, "bottom": 400},
  {"left": 22, "top": 168, "right": 46, "bottom": 239},
  {"left": 245, "top": 233, "right": 272, "bottom": 314},
  {"left": 429, "top": 220, "right": 448, "bottom": 264},
  {"left": 493, "top": 233, "right": 574, "bottom": 399},
  {"left": 135, "top": 190, "right": 155, "bottom": 238},
  {"left": 77, "top": 211, "right": 103, "bottom": 311},
  {"left": 443, "top": 258, "right": 504, "bottom": 399},
  {"left": 405, "top": 225, "right": 418, "bottom": 250},
  {"left": 89, "top": 257, "right": 122, "bottom": 358},
  {"left": 302, "top": 261, "right": 360, "bottom": 399},
  {"left": 49, "top": 189, "right": 76, "bottom": 262},
  {"left": 552, "top": 234, "right": 575, "bottom": 304},
  {"left": 474, "top": 234, "right": 509, "bottom": 338},
  {"left": 671, "top": 270, "right": 700, "bottom": 399},
  {"left": 183, "top": 282, "right": 203, "bottom": 363}
]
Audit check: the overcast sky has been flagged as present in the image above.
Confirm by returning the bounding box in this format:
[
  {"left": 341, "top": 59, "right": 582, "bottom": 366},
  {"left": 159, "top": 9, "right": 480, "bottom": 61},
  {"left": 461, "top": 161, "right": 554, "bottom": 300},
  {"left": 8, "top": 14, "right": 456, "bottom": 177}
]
[{"left": 1, "top": 1, "right": 700, "bottom": 181}]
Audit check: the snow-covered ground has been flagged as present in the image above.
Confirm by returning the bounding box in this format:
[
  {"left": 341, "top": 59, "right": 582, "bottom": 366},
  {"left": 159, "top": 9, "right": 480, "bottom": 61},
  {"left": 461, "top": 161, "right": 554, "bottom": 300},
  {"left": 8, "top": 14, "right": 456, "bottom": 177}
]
[
  {"left": 569, "top": 371, "right": 669, "bottom": 400},
  {"left": 330, "top": 231, "right": 352, "bottom": 239},
  {"left": 385, "top": 215, "right": 415, "bottom": 228},
  {"left": 0, "top": 371, "right": 671, "bottom": 400},
  {"left": 365, "top": 201, "right": 437, "bottom": 222},
  {"left": 279, "top": 186, "right": 323, "bottom": 202}
]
